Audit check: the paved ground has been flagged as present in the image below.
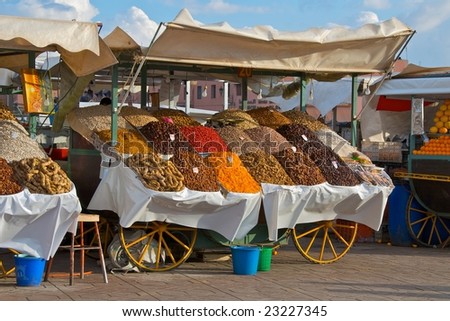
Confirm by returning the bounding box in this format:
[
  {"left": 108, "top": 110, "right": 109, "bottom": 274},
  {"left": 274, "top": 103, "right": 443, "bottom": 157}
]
[{"left": 1, "top": 241, "right": 450, "bottom": 301}]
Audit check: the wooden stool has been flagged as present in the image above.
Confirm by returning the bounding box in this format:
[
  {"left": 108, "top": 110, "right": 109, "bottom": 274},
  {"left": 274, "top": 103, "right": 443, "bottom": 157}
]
[{"left": 44, "top": 213, "right": 109, "bottom": 285}]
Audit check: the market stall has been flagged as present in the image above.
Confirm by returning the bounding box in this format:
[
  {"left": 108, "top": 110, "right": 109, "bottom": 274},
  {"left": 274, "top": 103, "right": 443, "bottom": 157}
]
[
  {"left": 360, "top": 64, "right": 450, "bottom": 247},
  {"left": 63, "top": 8, "right": 414, "bottom": 271},
  {"left": 0, "top": 15, "right": 118, "bottom": 278}
]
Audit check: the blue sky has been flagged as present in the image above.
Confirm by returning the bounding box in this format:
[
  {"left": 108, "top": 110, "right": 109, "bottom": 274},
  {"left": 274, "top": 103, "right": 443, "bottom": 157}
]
[{"left": 1, "top": 0, "right": 450, "bottom": 67}]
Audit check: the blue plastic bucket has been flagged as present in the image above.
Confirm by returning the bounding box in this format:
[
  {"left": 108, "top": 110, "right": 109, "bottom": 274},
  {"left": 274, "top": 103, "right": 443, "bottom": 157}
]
[
  {"left": 388, "top": 184, "right": 415, "bottom": 246},
  {"left": 14, "top": 254, "right": 46, "bottom": 287},
  {"left": 230, "top": 246, "right": 260, "bottom": 275}
]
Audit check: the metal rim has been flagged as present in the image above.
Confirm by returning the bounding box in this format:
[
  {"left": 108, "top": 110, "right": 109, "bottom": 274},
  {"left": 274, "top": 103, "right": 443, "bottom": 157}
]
[
  {"left": 291, "top": 220, "right": 358, "bottom": 264},
  {"left": 119, "top": 222, "right": 197, "bottom": 272}
]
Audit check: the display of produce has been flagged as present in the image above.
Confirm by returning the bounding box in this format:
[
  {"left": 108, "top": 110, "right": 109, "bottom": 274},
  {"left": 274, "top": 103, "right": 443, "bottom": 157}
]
[
  {"left": 119, "top": 106, "right": 159, "bottom": 127},
  {"left": 0, "top": 120, "right": 48, "bottom": 162},
  {"left": 95, "top": 128, "right": 152, "bottom": 155},
  {"left": 244, "top": 126, "right": 294, "bottom": 154},
  {"left": 239, "top": 149, "right": 294, "bottom": 185},
  {"left": 0, "top": 103, "right": 19, "bottom": 123},
  {"left": 125, "top": 153, "right": 185, "bottom": 192},
  {"left": 67, "top": 105, "right": 129, "bottom": 132},
  {"left": 215, "top": 126, "right": 259, "bottom": 155},
  {"left": 171, "top": 150, "right": 220, "bottom": 192},
  {"left": 246, "top": 106, "right": 292, "bottom": 129},
  {"left": 412, "top": 135, "right": 450, "bottom": 155},
  {"left": 282, "top": 108, "right": 328, "bottom": 131},
  {"left": 10, "top": 157, "right": 72, "bottom": 194},
  {"left": 208, "top": 109, "right": 259, "bottom": 130},
  {"left": 139, "top": 121, "right": 194, "bottom": 155},
  {"left": 273, "top": 148, "right": 326, "bottom": 185},
  {"left": 429, "top": 100, "right": 450, "bottom": 134},
  {"left": 0, "top": 157, "right": 23, "bottom": 195},
  {"left": 207, "top": 152, "right": 261, "bottom": 193},
  {"left": 277, "top": 123, "right": 361, "bottom": 186},
  {"left": 149, "top": 108, "right": 201, "bottom": 126},
  {"left": 179, "top": 125, "right": 228, "bottom": 153}
]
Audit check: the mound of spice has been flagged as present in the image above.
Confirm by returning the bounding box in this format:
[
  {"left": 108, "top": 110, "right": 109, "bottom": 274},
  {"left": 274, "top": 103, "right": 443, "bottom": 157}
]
[
  {"left": 245, "top": 126, "right": 294, "bottom": 154},
  {"left": 139, "top": 121, "right": 193, "bottom": 155},
  {"left": 207, "top": 152, "right": 261, "bottom": 193},
  {"left": 179, "top": 126, "right": 228, "bottom": 153},
  {"left": 215, "top": 126, "right": 259, "bottom": 155},
  {"left": 239, "top": 149, "right": 294, "bottom": 185},
  {"left": 273, "top": 148, "right": 326, "bottom": 185},
  {"left": 246, "top": 107, "right": 292, "bottom": 129},
  {"left": 172, "top": 150, "right": 219, "bottom": 192}
]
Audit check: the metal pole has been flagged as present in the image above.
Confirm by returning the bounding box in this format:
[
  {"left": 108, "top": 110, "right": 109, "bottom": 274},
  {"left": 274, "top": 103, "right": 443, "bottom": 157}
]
[{"left": 351, "top": 75, "right": 358, "bottom": 147}]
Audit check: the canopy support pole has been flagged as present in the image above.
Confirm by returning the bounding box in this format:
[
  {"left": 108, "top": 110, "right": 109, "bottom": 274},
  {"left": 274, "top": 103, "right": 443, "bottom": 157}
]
[
  {"left": 111, "top": 64, "right": 119, "bottom": 147},
  {"left": 300, "top": 74, "right": 307, "bottom": 112},
  {"left": 140, "top": 63, "right": 147, "bottom": 108},
  {"left": 241, "top": 77, "right": 248, "bottom": 111},
  {"left": 351, "top": 75, "right": 358, "bottom": 147}
]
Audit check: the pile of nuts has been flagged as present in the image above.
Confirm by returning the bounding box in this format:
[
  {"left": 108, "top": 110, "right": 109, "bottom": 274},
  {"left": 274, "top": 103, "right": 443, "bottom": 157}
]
[
  {"left": 246, "top": 107, "right": 292, "bottom": 129},
  {"left": 125, "top": 153, "right": 185, "bottom": 192},
  {"left": 10, "top": 157, "right": 72, "bottom": 194},
  {"left": 209, "top": 109, "right": 259, "bottom": 130},
  {"left": 172, "top": 150, "right": 219, "bottom": 192},
  {"left": 0, "top": 158, "right": 23, "bottom": 195},
  {"left": 95, "top": 128, "right": 152, "bottom": 155},
  {"left": 215, "top": 126, "right": 259, "bottom": 155},
  {"left": 119, "top": 106, "right": 159, "bottom": 127},
  {"left": 282, "top": 108, "right": 328, "bottom": 131}
]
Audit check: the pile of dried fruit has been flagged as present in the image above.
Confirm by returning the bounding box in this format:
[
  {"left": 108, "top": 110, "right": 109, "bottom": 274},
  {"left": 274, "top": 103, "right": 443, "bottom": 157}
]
[
  {"left": 273, "top": 148, "right": 326, "bottom": 185},
  {"left": 207, "top": 152, "right": 261, "bottom": 193},
  {"left": 282, "top": 108, "right": 328, "bottom": 131},
  {"left": 245, "top": 126, "right": 294, "bottom": 154},
  {"left": 139, "top": 121, "right": 193, "bottom": 155},
  {"left": 172, "top": 150, "right": 219, "bottom": 192},
  {"left": 125, "top": 153, "right": 184, "bottom": 192},
  {"left": 246, "top": 107, "right": 292, "bottom": 129},
  {"left": 11, "top": 157, "right": 72, "bottom": 194},
  {"left": 215, "top": 126, "right": 259, "bottom": 155},
  {"left": 209, "top": 109, "right": 259, "bottom": 130},
  {"left": 239, "top": 149, "right": 294, "bottom": 185},
  {"left": 95, "top": 128, "right": 152, "bottom": 155},
  {"left": 0, "top": 158, "right": 23, "bottom": 195},
  {"left": 179, "top": 126, "right": 228, "bottom": 153}
]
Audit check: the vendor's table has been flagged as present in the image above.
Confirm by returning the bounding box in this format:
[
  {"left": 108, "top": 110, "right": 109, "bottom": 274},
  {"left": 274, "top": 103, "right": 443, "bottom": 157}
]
[{"left": 0, "top": 186, "right": 82, "bottom": 260}]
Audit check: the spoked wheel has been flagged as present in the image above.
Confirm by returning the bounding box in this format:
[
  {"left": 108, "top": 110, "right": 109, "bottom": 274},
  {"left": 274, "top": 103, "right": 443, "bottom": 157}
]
[
  {"left": 291, "top": 220, "right": 358, "bottom": 264},
  {"left": 406, "top": 194, "right": 450, "bottom": 247},
  {"left": 0, "top": 248, "right": 19, "bottom": 278},
  {"left": 119, "top": 222, "right": 197, "bottom": 272}
]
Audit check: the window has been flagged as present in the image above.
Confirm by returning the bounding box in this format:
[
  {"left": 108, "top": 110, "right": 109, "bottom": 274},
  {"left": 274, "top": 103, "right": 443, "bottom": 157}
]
[
  {"left": 211, "top": 84, "right": 216, "bottom": 99},
  {"left": 197, "top": 86, "right": 202, "bottom": 99},
  {"left": 236, "top": 84, "right": 242, "bottom": 96}
]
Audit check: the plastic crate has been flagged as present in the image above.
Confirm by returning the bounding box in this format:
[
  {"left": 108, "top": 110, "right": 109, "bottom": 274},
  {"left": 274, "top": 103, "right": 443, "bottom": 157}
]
[{"left": 361, "top": 141, "right": 402, "bottom": 163}]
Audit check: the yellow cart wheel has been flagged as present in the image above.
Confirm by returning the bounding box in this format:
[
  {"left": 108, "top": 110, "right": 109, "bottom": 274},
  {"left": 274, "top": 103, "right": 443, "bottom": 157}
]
[
  {"left": 0, "top": 248, "right": 20, "bottom": 278},
  {"left": 119, "top": 222, "right": 197, "bottom": 272},
  {"left": 291, "top": 220, "right": 358, "bottom": 264},
  {"left": 406, "top": 194, "right": 450, "bottom": 247}
]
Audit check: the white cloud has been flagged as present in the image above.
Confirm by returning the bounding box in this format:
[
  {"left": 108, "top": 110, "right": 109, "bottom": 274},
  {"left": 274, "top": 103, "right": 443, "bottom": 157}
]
[
  {"left": 116, "top": 7, "right": 159, "bottom": 46},
  {"left": 363, "top": 0, "right": 391, "bottom": 9},
  {"left": 16, "top": 0, "right": 98, "bottom": 21},
  {"left": 357, "top": 11, "right": 380, "bottom": 25},
  {"left": 409, "top": 0, "right": 450, "bottom": 32}
]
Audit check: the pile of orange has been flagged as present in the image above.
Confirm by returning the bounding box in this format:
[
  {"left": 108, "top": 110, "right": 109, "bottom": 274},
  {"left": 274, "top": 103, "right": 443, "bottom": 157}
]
[
  {"left": 429, "top": 100, "right": 450, "bottom": 134},
  {"left": 413, "top": 135, "right": 450, "bottom": 155}
]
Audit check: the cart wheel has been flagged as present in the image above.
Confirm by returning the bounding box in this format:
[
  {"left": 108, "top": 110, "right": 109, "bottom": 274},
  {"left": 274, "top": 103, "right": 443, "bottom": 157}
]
[
  {"left": 291, "top": 220, "right": 358, "bottom": 264},
  {"left": 119, "top": 222, "right": 197, "bottom": 272},
  {"left": 0, "top": 248, "right": 19, "bottom": 278},
  {"left": 406, "top": 194, "right": 450, "bottom": 247}
]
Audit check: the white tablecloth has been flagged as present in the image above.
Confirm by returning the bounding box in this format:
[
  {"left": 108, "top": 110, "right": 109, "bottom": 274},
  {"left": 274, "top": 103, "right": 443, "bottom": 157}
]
[
  {"left": 88, "top": 165, "right": 262, "bottom": 241},
  {"left": 262, "top": 182, "right": 393, "bottom": 240},
  {"left": 0, "top": 185, "right": 82, "bottom": 260}
]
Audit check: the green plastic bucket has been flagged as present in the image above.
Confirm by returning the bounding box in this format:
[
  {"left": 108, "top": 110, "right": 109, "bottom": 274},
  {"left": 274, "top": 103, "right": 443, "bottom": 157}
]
[
  {"left": 230, "top": 246, "right": 260, "bottom": 275},
  {"left": 14, "top": 254, "right": 46, "bottom": 287},
  {"left": 258, "top": 247, "right": 273, "bottom": 271}
]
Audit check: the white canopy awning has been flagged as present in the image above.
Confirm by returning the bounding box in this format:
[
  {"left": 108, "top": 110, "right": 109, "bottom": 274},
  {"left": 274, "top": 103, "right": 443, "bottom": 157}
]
[
  {"left": 0, "top": 15, "right": 118, "bottom": 76},
  {"left": 143, "top": 9, "right": 414, "bottom": 80}
]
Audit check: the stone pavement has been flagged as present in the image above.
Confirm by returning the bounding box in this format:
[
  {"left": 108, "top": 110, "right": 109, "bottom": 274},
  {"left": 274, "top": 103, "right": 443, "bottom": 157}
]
[{"left": 1, "top": 242, "right": 450, "bottom": 301}]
